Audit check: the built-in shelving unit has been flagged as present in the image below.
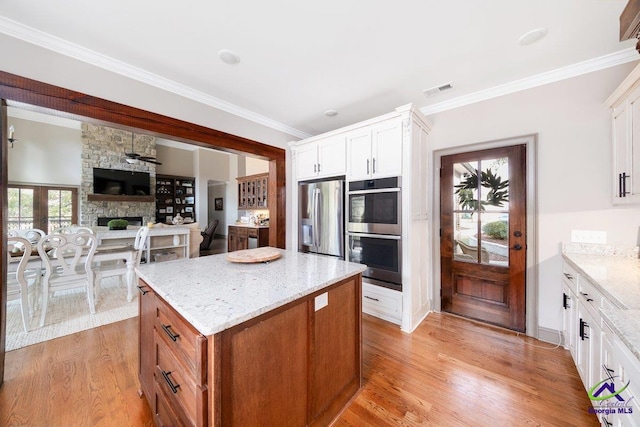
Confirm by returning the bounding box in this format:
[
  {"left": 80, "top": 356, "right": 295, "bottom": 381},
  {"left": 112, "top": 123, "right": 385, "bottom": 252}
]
[
  {"left": 237, "top": 173, "right": 269, "bottom": 209},
  {"left": 155, "top": 174, "right": 196, "bottom": 224}
]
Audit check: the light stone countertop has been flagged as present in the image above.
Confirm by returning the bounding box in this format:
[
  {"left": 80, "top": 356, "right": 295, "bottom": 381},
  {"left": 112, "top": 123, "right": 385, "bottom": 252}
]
[
  {"left": 229, "top": 223, "right": 269, "bottom": 229},
  {"left": 562, "top": 244, "right": 640, "bottom": 362},
  {"left": 136, "top": 249, "right": 366, "bottom": 336}
]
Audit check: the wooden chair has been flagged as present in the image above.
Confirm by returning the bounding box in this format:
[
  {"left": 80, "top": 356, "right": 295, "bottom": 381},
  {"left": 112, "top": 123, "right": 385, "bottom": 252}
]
[
  {"left": 7, "top": 237, "right": 40, "bottom": 332},
  {"left": 455, "top": 239, "right": 490, "bottom": 263},
  {"left": 200, "top": 219, "right": 219, "bottom": 251},
  {"left": 94, "top": 226, "right": 149, "bottom": 301},
  {"left": 37, "top": 232, "right": 98, "bottom": 327}
]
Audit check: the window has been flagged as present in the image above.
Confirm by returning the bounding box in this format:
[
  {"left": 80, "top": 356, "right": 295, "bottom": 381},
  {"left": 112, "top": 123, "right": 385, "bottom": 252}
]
[{"left": 8, "top": 185, "right": 78, "bottom": 233}]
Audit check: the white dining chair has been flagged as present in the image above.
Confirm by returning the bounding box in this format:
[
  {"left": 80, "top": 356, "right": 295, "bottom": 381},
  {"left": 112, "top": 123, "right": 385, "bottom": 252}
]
[
  {"left": 7, "top": 237, "right": 40, "bottom": 332},
  {"left": 8, "top": 228, "right": 46, "bottom": 244},
  {"left": 52, "top": 225, "right": 94, "bottom": 235},
  {"left": 37, "top": 232, "right": 98, "bottom": 328},
  {"left": 94, "top": 226, "right": 150, "bottom": 302}
]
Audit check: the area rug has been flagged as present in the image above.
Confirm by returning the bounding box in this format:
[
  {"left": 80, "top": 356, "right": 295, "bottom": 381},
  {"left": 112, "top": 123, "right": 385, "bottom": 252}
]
[{"left": 5, "top": 277, "right": 138, "bottom": 351}]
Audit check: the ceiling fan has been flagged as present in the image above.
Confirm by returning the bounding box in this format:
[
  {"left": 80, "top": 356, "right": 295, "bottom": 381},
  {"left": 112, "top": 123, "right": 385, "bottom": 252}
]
[{"left": 122, "top": 133, "right": 162, "bottom": 165}]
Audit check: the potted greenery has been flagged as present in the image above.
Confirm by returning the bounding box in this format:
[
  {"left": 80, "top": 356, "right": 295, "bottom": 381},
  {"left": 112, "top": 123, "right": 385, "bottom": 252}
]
[{"left": 107, "top": 218, "right": 129, "bottom": 230}]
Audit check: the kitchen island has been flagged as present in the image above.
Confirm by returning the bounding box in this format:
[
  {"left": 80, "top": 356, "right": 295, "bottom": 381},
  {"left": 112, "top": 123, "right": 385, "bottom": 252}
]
[{"left": 135, "top": 249, "right": 366, "bottom": 426}]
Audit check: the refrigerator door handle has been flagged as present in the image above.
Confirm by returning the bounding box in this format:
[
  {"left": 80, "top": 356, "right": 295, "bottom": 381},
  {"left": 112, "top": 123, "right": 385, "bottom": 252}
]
[{"left": 313, "top": 188, "right": 321, "bottom": 248}]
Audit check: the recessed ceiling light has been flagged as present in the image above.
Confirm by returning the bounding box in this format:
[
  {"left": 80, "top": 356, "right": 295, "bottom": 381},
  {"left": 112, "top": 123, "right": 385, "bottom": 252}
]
[
  {"left": 218, "top": 49, "right": 240, "bottom": 65},
  {"left": 518, "top": 28, "right": 547, "bottom": 46},
  {"left": 324, "top": 110, "right": 338, "bottom": 117}
]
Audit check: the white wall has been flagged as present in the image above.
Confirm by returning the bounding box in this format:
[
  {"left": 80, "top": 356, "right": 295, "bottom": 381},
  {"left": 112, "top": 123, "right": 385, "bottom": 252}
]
[
  {"left": 156, "top": 145, "right": 196, "bottom": 177},
  {"left": 7, "top": 117, "right": 81, "bottom": 186},
  {"left": 426, "top": 61, "right": 640, "bottom": 333},
  {"left": 245, "top": 157, "right": 269, "bottom": 175},
  {"left": 207, "top": 183, "right": 227, "bottom": 234},
  {"left": 195, "top": 148, "right": 233, "bottom": 228},
  {"left": 0, "top": 34, "right": 297, "bottom": 249}
]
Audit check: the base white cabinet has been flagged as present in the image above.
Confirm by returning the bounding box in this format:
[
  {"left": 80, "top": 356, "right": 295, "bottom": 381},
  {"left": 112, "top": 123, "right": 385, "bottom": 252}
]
[
  {"left": 563, "top": 259, "right": 640, "bottom": 426},
  {"left": 362, "top": 282, "right": 402, "bottom": 325}
]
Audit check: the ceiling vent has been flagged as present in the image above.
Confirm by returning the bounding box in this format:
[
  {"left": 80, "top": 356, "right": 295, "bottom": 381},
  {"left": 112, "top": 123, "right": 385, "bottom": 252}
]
[{"left": 423, "top": 82, "right": 453, "bottom": 97}]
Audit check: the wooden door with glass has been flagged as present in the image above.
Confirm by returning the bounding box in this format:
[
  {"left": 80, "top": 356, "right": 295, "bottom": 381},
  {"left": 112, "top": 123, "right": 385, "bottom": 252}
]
[{"left": 440, "top": 145, "right": 526, "bottom": 332}]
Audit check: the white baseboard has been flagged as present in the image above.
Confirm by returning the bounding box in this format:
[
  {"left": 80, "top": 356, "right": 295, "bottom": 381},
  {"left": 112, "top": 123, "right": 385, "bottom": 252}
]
[{"left": 538, "top": 326, "right": 564, "bottom": 346}]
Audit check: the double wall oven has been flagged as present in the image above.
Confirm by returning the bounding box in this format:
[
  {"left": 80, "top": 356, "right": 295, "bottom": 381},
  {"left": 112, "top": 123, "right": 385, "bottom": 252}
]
[{"left": 347, "top": 177, "right": 402, "bottom": 291}]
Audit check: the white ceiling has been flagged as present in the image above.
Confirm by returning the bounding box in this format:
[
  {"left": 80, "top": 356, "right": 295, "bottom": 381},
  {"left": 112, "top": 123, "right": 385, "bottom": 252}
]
[{"left": 0, "top": 0, "right": 637, "bottom": 139}]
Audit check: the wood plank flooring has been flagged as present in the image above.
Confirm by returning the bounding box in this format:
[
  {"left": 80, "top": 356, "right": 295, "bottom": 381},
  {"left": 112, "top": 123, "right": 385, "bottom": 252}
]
[{"left": 0, "top": 312, "right": 598, "bottom": 426}]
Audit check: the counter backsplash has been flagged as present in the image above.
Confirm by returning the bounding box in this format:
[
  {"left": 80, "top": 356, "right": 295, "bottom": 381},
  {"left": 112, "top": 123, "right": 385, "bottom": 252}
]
[{"left": 562, "top": 242, "right": 639, "bottom": 258}]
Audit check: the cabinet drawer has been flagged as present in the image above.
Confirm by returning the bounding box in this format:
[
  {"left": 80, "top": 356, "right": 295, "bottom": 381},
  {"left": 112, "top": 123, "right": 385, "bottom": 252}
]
[
  {"left": 578, "top": 277, "right": 602, "bottom": 319},
  {"left": 562, "top": 263, "right": 579, "bottom": 294},
  {"left": 362, "top": 282, "right": 402, "bottom": 324},
  {"left": 247, "top": 228, "right": 258, "bottom": 238},
  {"left": 155, "top": 331, "right": 208, "bottom": 427},
  {"left": 154, "top": 378, "right": 189, "bottom": 427},
  {"left": 155, "top": 296, "right": 207, "bottom": 385}
]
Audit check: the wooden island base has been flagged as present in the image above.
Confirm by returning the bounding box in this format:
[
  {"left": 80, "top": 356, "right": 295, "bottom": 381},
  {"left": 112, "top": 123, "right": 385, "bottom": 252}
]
[{"left": 138, "top": 274, "right": 362, "bottom": 426}]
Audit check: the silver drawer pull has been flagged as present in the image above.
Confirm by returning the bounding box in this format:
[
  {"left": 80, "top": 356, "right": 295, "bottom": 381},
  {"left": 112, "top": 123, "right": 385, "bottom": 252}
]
[{"left": 364, "top": 295, "right": 380, "bottom": 302}]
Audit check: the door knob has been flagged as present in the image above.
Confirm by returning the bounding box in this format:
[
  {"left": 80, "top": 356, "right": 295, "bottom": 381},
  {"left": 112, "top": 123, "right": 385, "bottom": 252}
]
[
  {"left": 514, "top": 231, "right": 522, "bottom": 237},
  {"left": 511, "top": 244, "right": 522, "bottom": 250}
]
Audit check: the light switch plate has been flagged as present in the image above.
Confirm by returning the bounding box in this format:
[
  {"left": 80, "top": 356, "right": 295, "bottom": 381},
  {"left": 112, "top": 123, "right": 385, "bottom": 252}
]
[
  {"left": 571, "top": 230, "right": 607, "bottom": 244},
  {"left": 315, "top": 292, "right": 328, "bottom": 311}
]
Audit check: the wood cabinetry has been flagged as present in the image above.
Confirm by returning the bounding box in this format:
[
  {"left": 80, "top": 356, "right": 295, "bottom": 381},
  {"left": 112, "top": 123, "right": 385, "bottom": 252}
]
[
  {"left": 347, "top": 117, "right": 403, "bottom": 180},
  {"left": 295, "top": 135, "right": 347, "bottom": 181},
  {"left": 237, "top": 173, "right": 268, "bottom": 209},
  {"left": 156, "top": 175, "right": 196, "bottom": 223},
  {"left": 606, "top": 63, "right": 640, "bottom": 205},
  {"left": 227, "top": 225, "right": 269, "bottom": 252},
  {"left": 138, "top": 274, "right": 362, "bottom": 426},
  {"left": 138, "top": 278, "right": 208, "bottom": 427}
]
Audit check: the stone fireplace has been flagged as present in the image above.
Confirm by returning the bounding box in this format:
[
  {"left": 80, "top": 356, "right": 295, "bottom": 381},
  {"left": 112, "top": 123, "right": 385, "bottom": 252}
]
[{"left": 80, "top": 123, "right": 157, "bottom": 226}]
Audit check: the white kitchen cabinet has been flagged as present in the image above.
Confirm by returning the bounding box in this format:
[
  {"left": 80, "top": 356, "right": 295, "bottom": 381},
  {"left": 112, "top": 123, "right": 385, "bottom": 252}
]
[
  {"left": 362, "top": 282, "right": 402, "bottom": 325},
  {"left": 606, "top": 63, "right": 640, "bottom": 205},
  {"left": 347, "top": 118, "right": 403, "bottom": 180},
  {"left": 294, "top": 135, "right": 346, "bottom": 181},
  {"left": 562, "top": 264, "right": 579, "bottom": 360}
]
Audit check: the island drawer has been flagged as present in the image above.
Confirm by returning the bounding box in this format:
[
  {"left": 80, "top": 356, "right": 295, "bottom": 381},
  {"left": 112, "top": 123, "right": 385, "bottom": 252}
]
[
  {"left": 155, "top": 331, "right": 208, "bottom": 427},
  {"left": 155, "top": 295, "right": 207, "bottom": 386}
]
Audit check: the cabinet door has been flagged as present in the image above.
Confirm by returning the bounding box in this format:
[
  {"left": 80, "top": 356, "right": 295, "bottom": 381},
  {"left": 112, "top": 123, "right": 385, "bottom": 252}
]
[
  {"left": 310, "top": 278, "right": 360, "bottom": 425},
  {"left": 576, "top": 302, "right": 595, "bottom": 387},
  {"left": 628, "top": 88, "right": 640, "bottom": 203},
  {"left": 347, "top": 128, "right": 372, "bottom": 180},
  {"left": 296, "top": 143, "right": 320, "bottom": 181},
  {"left": 138, "top": 280, "right": 156, "bottom": 401},
  {"left": 317, "top": 135, "right": 346, "bottom": 178},
  {"left": 562, "top": 283, "right": 577, "bottom": 360},
  {"left": 237, "top": 227, "right": 248, "bottom": 250},
  {"left": 227, "top": 226, "right": 237, "bottom": 252},
  {"left": 220, "top": 301, "right": 308, "bottom": 426},
  {"left": 371, "top": 119, "right": 403, "bottom": 178}
]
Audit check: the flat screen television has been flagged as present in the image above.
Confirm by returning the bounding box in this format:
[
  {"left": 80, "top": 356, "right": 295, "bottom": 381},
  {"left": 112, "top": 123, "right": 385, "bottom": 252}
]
[{"left": 93, "top": 168, "right": 151, "bottom": 196}]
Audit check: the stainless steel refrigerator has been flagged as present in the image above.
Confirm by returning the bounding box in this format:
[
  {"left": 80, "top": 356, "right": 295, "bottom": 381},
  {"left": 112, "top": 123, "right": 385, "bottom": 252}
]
[{"left": 298, "top": 178, "right": 345, "bottom": 259}]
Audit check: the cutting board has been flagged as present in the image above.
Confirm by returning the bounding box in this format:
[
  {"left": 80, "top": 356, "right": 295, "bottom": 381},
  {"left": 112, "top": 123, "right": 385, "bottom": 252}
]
[{"left": 227, "top": 247, "right": 281, "bottom": 263}]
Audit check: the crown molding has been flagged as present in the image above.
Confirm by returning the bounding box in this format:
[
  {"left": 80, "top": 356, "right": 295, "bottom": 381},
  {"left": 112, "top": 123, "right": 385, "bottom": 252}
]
[
  {"left": 420, "top": 48, "right": 640, "bottom": 116},
  {"left": 0, "top": 16, "right": 312, "bottom": 140}
]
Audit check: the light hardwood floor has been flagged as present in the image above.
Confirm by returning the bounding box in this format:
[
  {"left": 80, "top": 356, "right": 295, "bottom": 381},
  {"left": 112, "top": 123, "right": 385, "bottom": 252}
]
[{"left": 0, "top": 312, "right": 598, "bottom": 426}]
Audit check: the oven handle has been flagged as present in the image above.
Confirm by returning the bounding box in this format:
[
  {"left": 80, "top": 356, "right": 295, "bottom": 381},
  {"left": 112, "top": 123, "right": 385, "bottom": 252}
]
[
  {"left": 348, "top": 188, "right": 401, "bottom": 195},
  {"left": 347, "top": 232, "right": 401, "bottom": 240}
]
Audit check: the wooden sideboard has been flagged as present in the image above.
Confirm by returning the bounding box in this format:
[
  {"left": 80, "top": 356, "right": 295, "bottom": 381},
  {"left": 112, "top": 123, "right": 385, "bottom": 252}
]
[{"left": 227, "top": 225, "right": 269, "bottom": 252}]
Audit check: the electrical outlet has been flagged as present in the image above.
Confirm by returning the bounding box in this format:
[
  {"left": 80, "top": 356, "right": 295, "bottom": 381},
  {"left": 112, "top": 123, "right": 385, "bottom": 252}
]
[{"left": 570, "top": 230, "right": 607, "bottom": 244}]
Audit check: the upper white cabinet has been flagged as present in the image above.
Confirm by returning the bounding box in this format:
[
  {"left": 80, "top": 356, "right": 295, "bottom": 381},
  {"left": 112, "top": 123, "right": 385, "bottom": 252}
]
[
  {"left": 347, "top": 118, "right": 403, "bottom": 180},
  {"left": 606, "top": 63, "right": 640, "bottom": 205},
  {"left": 294, "top": 135, "right": 346, "bottom": 181}
]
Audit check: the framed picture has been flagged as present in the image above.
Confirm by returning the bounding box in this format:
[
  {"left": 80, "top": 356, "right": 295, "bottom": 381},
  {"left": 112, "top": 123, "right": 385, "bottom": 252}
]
[
  {"left": 159, "top": 208, "right": 166, "bottom": 214},
  {"left": 185, "top": 196, "right": 195, "bottom": 204},
  {"left": 186, "top": 188, "right": 193, "bottom": 194},
  {"left": 166, "top": 206, "right": 174, "bottom": 214},
  {"left": 175, "top": 198, "right": 181, "bottom": 204},
  {"left": 215, "top": 197, "right": 223, "bottom": 211},
  {"left": 165, "top": 216, "right": 172, "bottom": 223},
  {"left": 185, "top": 206, "right": 193, "bottom": 213}
]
